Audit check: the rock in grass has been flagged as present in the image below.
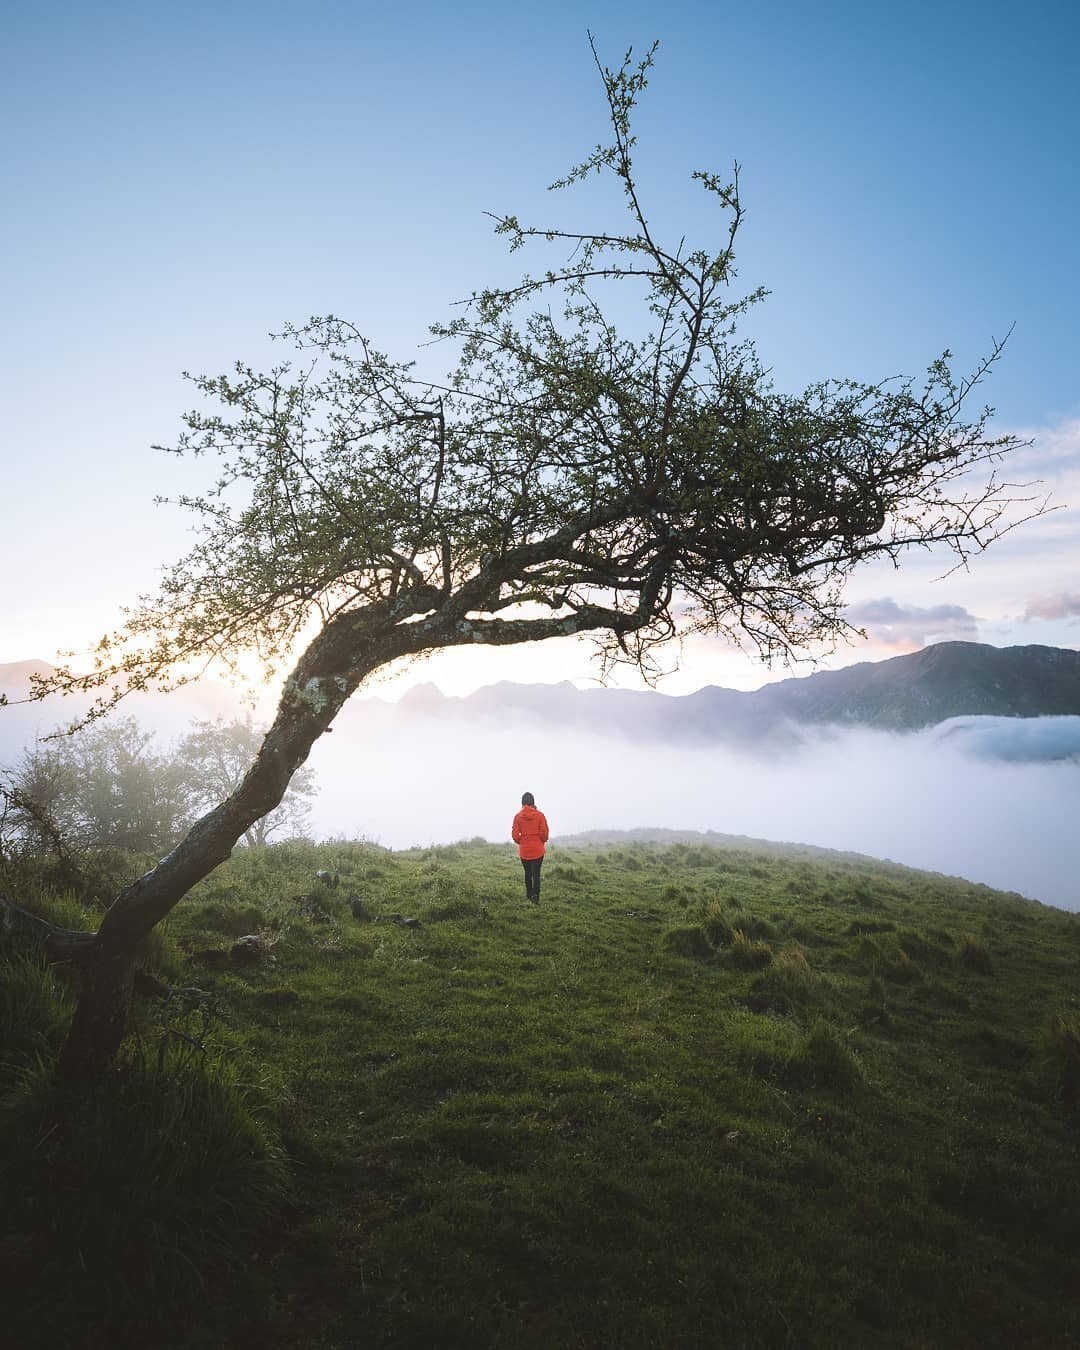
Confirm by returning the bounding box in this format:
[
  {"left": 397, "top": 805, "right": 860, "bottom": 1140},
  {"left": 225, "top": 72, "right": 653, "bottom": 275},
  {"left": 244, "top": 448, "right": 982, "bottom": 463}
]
[{"left": 350, "top": 896, "right": 371, "bottom": 920}]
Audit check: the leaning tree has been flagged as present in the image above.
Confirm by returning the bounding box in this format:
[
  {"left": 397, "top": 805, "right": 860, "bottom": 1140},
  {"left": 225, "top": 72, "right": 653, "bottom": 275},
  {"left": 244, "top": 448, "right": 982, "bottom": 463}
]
[{"left": 2, "top": 41, "right": 1039, "bottom": 1078}]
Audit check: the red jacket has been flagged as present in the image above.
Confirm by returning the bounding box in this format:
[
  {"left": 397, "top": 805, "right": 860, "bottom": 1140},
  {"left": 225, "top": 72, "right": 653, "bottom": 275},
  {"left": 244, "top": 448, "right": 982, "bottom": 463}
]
[{"left": 512, "top": 805, "right": 549, "bottom": 860}]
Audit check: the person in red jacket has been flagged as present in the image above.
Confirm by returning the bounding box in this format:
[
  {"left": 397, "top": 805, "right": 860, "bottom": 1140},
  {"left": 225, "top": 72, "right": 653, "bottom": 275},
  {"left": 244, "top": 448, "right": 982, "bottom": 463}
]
[{"left": 512, "top": 791, "right": 549, "bottom": 904}]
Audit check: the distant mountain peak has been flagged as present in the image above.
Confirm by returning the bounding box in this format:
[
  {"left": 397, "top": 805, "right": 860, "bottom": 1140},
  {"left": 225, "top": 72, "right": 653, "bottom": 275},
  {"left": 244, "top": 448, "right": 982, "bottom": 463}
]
[
  {"left": 759, "top": 640, "right": 1080, "bottom": 730},
  {"left": 4, "top": 642, "right": 1078, "bottom": 756},
  {"left": 354, "top": 641, "right": 1080, "bottom": 743}
]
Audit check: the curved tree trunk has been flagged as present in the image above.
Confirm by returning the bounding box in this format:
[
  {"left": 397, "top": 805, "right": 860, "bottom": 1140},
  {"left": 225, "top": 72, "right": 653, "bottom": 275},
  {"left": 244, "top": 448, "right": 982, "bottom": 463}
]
[{"left": 57, "top": 615, "right": 381, "bottom": 1081}]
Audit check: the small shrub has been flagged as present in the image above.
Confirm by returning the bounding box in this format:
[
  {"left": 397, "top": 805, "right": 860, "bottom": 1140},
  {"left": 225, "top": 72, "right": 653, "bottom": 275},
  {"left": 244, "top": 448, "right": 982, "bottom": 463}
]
[{"left": 958, "top": 932, "right": 993, "bottom": 974}]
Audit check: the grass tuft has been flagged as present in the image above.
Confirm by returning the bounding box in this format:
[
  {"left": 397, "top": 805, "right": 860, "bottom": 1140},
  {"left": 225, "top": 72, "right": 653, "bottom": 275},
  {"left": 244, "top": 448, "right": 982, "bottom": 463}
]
[
  {"left": 786, "top": 1017, "right": 862, "bottom": 1090},
  {"left": 749, "top": 944, "right": 821, "bottom": 1016},
  {"left": 959, "top": 931, "right": 994, "bottom": 973},
  {"left": 1038, "top": 1011, "right": 1080, "bottom": 1115},
  {"left": 0, "top": 955, "right": 74, "bottom": 1075},
  {"left": 662, "top": 924, "right": 714, "bottom": 961},
  {"left": 721, "top": 927, "right": 773, "bottom": 969}
]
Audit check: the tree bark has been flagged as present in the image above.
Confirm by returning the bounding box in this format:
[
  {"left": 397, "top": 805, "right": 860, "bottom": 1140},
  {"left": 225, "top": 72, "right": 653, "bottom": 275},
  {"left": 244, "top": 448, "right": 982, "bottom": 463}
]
[{"left": 57, "top": 942, "right": 138, "bottom": 1080}]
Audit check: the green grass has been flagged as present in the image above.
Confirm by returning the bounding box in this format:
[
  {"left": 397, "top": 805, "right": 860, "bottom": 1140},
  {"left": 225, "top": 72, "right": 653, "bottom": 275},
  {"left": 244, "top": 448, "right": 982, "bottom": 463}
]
[{"left": 2, "top": 836, "right": 1079, "bottom": 1349}]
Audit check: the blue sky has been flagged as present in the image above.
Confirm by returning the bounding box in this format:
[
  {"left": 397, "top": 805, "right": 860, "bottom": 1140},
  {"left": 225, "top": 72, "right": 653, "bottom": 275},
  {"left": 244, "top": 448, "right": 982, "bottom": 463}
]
[{"left": 3, "top": 0, "right": 1078, "bottom": 693}]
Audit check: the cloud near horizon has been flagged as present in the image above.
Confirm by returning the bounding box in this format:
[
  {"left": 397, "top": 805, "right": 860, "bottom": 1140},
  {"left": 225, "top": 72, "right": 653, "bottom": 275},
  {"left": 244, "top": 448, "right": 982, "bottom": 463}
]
[
  {"left": 931, "top": 715, "right": 1080, "bottom": 764},
  {"left": 1021, "top": 593, "right": 1080, "bottom": 622},
  {"left": 307, "top": 710, "right": 1080, "bottom": 912},
  {"left": 843, "top": 598, "right": 980, "bottom": 650},
  {"left": 2, "top": 659, "right": 1077, "bottom": 911}
]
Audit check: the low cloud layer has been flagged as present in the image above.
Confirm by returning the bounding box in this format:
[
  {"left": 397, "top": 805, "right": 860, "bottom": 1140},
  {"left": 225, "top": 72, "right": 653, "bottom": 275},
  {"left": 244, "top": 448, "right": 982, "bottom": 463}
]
[
  {"left": 4, "top": 662, "right": 1076, "bottom": 912},
  {"left": 932, "top": 714, "right": 1080, "bottom": 764},
  {"left": 309, "top": 711, "right": 1080, "bottom": 912}
]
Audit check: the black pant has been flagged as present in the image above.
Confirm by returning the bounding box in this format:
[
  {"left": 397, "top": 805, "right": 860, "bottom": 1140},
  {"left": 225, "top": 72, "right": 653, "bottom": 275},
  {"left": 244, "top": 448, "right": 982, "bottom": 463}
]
[{"left": 521, "top": 856, "right": 543, "bottom": 901}]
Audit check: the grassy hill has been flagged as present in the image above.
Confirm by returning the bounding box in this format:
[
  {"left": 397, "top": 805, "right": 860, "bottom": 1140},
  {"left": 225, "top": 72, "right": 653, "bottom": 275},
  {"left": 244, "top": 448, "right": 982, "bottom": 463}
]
[{"left": 2, "top": 837, "right": 1079, "bottom": 1349}]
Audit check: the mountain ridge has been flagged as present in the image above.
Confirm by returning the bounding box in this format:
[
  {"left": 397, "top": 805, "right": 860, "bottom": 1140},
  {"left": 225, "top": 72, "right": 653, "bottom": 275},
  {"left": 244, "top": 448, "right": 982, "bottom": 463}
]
[
  {"left": 381, "top": 641, "right": 1080, "bottom": 744},
  {"left": 3, "top": 642, "right": 1079, "bottom": 750}
]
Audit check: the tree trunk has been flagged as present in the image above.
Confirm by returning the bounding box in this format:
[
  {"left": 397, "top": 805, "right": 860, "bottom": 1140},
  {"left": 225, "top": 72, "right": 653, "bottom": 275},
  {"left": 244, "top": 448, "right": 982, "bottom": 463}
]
[
  {"left": 55, "top": 616, "right": 382, "bottom": 1080},
  {"left": 57, "top": 940, "right": 138, "bottom": 1080}
]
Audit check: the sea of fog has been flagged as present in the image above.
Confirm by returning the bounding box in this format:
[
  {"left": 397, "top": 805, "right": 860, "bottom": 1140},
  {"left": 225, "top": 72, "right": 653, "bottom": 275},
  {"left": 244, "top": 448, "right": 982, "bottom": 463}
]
[{"left": 307, "top": 714, "right": 1080, "bottom": 912}]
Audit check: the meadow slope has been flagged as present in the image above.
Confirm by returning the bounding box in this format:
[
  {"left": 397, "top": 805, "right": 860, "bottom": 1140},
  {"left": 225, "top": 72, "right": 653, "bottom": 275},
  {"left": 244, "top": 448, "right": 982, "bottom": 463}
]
[{"left": 2, "top": 837, "right": 1079, "bottom": 1349}]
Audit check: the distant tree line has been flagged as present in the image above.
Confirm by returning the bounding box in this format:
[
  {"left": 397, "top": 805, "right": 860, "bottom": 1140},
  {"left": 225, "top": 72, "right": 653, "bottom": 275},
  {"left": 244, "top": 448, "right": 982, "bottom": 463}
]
[{"left": 0, "top": 717, "right": 317, "bottom": 867}]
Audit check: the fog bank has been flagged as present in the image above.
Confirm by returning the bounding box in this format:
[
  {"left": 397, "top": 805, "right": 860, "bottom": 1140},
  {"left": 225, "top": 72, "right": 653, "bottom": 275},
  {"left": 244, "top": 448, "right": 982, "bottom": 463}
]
[{"left": 307, "top": 713, "right": 1080, "bottom": 912}]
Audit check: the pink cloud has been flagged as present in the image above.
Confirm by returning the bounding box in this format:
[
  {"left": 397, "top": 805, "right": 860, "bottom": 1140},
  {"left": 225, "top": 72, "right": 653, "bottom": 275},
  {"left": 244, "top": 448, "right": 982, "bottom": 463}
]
[
  {"left": 845, "top": 598, "right": 979, "bottom": 649},
  {"left": 1022, "top": 593, "right": 1080, "bottom": 621}
]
